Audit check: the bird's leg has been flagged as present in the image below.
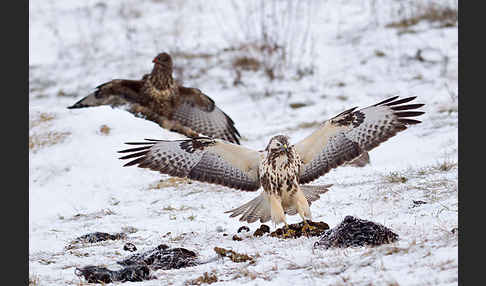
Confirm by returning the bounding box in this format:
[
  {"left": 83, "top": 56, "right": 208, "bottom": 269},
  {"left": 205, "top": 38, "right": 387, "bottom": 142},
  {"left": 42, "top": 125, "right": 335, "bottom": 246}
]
[
  {"left": 302, "top": 219, "right": 311, "bottom": 228},
  {"left": 294, "top": 190, "right": 313, "bottom": 236},
  {"left": 283, "top": 221, "right": 289, "bottom": 232},
  {"left": 269, "top": 194, "right": 294, "bottom": 237},
  {"left": 279, "top": 221, "right": 296, "bottom": 238}
]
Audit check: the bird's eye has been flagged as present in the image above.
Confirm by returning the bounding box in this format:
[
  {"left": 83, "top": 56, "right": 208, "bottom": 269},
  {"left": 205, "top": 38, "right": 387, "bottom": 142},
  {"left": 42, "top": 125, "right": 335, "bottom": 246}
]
[{"left": 275, "top": 142, "right": 281, "bottom": 146}]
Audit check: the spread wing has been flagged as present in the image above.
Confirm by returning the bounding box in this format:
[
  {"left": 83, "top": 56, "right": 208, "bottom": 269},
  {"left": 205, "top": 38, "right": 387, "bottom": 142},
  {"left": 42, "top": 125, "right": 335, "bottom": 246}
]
[
  {"left": 171, "top": 86, "right": 241, "bottom": 144},
  {"left": 294, "top": 96, "right": 425, "bottom": 184},
  {"left": 67, "top": 78, "right": 147, "bottom": 109},
  {"left": 118, "top": 137, "right": 261, "bottom": 191}
]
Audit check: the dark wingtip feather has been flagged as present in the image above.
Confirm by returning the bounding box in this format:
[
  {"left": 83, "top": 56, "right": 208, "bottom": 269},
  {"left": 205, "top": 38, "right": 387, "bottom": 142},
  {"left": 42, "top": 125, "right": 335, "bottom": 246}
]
[
  {"left": 335, "top": 106, "right": 358, "bottom": 117},
  {"left": 374, "top": 96, "right": 400, "bottom": 106},
  {"left": 124, "top": 142, "right": 157, "bottom": 145},
  {"left": 118, "top": 146, "right": 151, "bottom": 154},
  {"left": 221, "top": 110, "right": 241, "bottom": 144},
  {"left": 119, "top": 150, "right": 149, "bottom": 160},
  {"left": 398, "top": 118, "right": 422, "bottom": 125},
  {"left": 67, "top": 97, "right": 89, "bottom": 109},
  {"left": 390, "top": 103, "right": 425, "bottom": 111},
  {"left": 123, "top": 139, "right": 163, "bottom": 146},
  {"left": 386, "top": 96, "right": 417, "bottom": 106},
  {"left": 123, "top": 156, "right": 146, "bottom": 167},
  {"left": 395, "top": 111, "right": 425, "bottom": 117},
  {"left": 385, "top": 97, "right": 425, "bottom": 122}
]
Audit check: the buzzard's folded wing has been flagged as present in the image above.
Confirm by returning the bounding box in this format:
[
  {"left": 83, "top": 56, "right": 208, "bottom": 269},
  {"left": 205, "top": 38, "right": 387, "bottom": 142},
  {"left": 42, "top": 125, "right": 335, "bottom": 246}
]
[
  {"left": 294, "top": 96, "right": 425, "bottom": 184},
  {"left": 68, "top": 79, "right": 146, "bottom": 109},
  {"left": 118, "top": 137, "right": 261, "bottom": 191},
  {"left": 171, "top": 87, "right": 241, "bottom": 144}
]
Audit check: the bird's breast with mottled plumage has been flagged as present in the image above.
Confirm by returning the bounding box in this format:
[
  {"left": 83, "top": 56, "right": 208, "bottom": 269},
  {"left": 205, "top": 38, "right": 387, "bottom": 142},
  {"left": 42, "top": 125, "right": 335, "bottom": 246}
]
[
  {"left": 259, "top": 148, "right": 302, "bottom": 198},
  {"left": 140, "top": 75, "right": 178, "bottom": 116}
]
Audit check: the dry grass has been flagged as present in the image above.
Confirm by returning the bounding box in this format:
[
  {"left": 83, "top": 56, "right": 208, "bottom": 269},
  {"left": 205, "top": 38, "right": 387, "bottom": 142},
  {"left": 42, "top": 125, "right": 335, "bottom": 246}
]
[
  {"left": 29, "top": 274, "right": 40, "bottom": 286},
  {"left": 437, "top": 105, "right": 458, "bottom": 115},
  {"left": 216, "top": 0, "right": 318, "bottom": 85},
  {"left": 29, "top": 112, "right": 71, "bottom": 152},
  {"left": 416, "top": 180, "right": 457, "bottom": 204},
  {"left": 61, "top": 208, "right": 116, "bottom": 222},
  {"left": 29, "top": 131, "right": 71, "bottom": 152},
  {"left": 386, "top": 2, "right": 457, "bottom": 29},
  {"left": 416, "top": 160, "right": 458, "bottom": 176},
  {"left": 436, "top": 160, "right": 457, "bottom": 172},
  {"left": 149, "top": 177, "right": 191, "bottom": 189},
  {"left": 214, "top": 247, "right": 255, "bottom": 264},
  {"left": 382, "top": 171, "right": 408, "bottom": 184},
  {"left": 29, "top": 112, "right": 55, "bottom": 129},
  {"left": 161, "top": 205, "right": 193, "bottom": 212},
  {"left": 171, "top": 50, "right": 214, "bottom": 60},
  {"left": 289, "top": 102, "right": 312, "bottom": 109},
  {"left": 186, "top": 272, "right": 218, "bottom": 285},
  {"left": 232, "top": 56, "right": 261, "bottom": 72},
  {"left": 375, "top": 160, "right": 457, "bottom": 206}
]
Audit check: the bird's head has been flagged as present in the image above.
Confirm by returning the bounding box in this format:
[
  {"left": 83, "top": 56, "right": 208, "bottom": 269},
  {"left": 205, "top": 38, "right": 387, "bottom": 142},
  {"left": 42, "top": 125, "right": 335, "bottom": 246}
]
[
  {"left": 152, "top": 52, "right": 173, "bottom": 69},
  {"left": 265, "top": 135, "right": 291, "bottom": 155}
]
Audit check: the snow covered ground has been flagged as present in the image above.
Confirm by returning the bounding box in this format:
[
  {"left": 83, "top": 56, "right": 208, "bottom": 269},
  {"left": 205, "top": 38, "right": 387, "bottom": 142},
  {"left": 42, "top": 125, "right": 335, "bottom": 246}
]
[{"left": 29, "top": 0, "right": 458, "bottom": 285}]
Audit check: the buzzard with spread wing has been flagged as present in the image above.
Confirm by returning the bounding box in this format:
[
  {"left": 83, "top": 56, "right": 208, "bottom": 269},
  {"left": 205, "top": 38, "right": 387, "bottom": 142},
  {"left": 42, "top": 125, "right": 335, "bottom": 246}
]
[
  {"left": 119, "top": 96, "right": 424, "bottom": 228},
  {"left": 68, "top": 52, "right": 241, "bottom": 144}
]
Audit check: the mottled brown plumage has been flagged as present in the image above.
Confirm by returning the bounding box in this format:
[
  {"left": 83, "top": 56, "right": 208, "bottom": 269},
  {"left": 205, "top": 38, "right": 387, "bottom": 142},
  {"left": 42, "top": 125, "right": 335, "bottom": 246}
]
[
  {"left": 118, "top": 96, "right": 424, "bottom": 227},
  {"left": 68, "top": 52, "right": 241, "bottom": 144}
]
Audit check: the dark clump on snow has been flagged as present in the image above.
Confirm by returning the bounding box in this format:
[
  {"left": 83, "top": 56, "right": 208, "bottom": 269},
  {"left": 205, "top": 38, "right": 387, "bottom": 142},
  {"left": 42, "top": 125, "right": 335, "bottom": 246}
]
[
  {"left": 412, "top": 200, "right": 428, "bottom": 207},
  {"left": 270, "top": 221, "right": 330, "bottom": 239},
  {"left": 233, "top": 221, "right": 329, "bottom": 239},
  {"left": 313, "top": 216, "right": 399, "bottom": 249},
  {"left": 66, "top": 232, "right": 128, "bottom": 249},
  {"left": 70, "top": 232, "right": 127, "bottom": 244},
  {"left": 237, "top": 226, "right": 250, "bottom": 233},
  {"left": 118, "top": 244, "right": 198, "bottom": 270},
  {"left": 253, "top": 224, "right": 270, "bottom": 237},
  {"left": 76, "top": 244, "right": 199, "bottom": 283},
  {"left": 75, "top": 264, "right": 153, "bottom": 283},
  {"left": 123, "top": 242, "right": 137, "bottom": 252}
]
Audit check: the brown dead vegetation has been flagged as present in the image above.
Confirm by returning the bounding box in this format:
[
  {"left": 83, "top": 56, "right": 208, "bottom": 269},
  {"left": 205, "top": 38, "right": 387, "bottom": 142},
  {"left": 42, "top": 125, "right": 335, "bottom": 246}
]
[
  {"left": 29, "top": 131, "right": 71, "bottom": 152},
  {"left": 386, "top": 3, "right": 457, "bottom": 29}
]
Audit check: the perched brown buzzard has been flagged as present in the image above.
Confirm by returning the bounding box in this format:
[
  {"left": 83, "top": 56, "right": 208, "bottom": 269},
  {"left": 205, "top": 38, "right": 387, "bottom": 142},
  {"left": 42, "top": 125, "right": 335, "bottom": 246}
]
[
  {"left": 118, "top": 96, "right": 424, "bottom": 228},
  {"left": 68, "top": 52, "right": 241, "bottom": 144}
]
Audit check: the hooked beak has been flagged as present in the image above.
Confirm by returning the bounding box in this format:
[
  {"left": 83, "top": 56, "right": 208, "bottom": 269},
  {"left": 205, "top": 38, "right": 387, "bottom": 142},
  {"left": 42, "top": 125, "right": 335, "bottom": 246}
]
[{"left": 282, "top": 144, "right": 288, "bottom": 151}]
